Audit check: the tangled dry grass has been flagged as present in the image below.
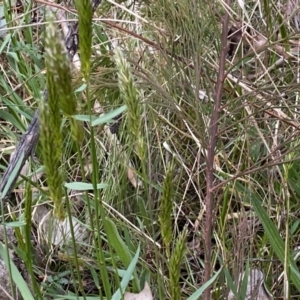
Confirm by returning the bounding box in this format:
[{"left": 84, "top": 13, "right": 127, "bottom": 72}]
[{"left": 1, "top": 0, "right": 300, "bottom": 299}]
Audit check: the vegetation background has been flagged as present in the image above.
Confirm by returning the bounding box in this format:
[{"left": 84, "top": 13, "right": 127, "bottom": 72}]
[{"left": 1, "top": 0, "right": 300, "bottom": 299}]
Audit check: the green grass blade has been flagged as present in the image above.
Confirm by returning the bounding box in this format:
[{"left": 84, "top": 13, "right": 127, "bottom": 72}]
[
  {"left": 251, "top": 193, "right": 300, "bottom": 291},
  {"left": 103, "top": 218, "right": 133, "bottom": 268},
  {"left": 104, "top": 217, "right": 140, "bottom": 291},
  {"left": 111, "top": 245, "right": 140, "bottom": 300},
  {"left": 223, "top": 267, "right": 239, "bottom": 299},
  {"left": 0, "top": 242, "right": 35, "bottom": 300},
  {"left": 91, "top": 105, "right": 127, "bottom": 127},
  {"left": 187, "top": 268, "right": 222, "bottom": 300},
  {"left": 0, "top": 152, "right": 24, "bottom": 200}
]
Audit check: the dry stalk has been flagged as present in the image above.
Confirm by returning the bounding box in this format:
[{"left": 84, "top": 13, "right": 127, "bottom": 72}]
[{"left": 201, "top": 1, "right": 231, "bottom": 299}]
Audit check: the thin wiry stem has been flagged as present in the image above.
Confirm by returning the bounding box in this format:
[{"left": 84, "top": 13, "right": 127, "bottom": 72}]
[{"left": 203, "top": 2, "right": 231, "bottom": 299}]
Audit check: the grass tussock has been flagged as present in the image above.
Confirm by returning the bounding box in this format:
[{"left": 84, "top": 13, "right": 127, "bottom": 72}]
[{"left": 1, "top": 0, "right": 300, "bottom": 299}]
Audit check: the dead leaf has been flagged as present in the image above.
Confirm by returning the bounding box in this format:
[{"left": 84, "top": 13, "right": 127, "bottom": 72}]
[
  {"left": 252, "top": 35, "right": 267, "bottom": 50},
  {"left": 228, "top": 269, "right": 273, "bottom": 300},
  {"left": 124, "top": 282, "right": 153, "bottom": 300}
]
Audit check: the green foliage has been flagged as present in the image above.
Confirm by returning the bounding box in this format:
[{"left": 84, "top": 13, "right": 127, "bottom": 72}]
[
  {"left": 111, "top": 245, "right": 140, "bottom": 300},
  {"left": 2, "top": 0, "right": 300, "bottom": 299},
  {"left": 169, "top": 226, "right": 187, "bottom": 300},
  {"left": 0, "top": 152, "right": 24, "bottom": 200},
  {"left": 0, "top": 242, "right": 35, "bottom": 300},
  {"left": 187, "top": 268, "right": 222, "bottom": 300},
  {"left": 251, "top": 192, "right": 300, "bottom": 291}
]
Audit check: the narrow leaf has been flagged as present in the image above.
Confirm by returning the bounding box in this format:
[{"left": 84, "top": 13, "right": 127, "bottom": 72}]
[
  {"left": 111, "top": 245, "right": 140, "bottom": 300},
  {"left": 103, "top": 218, "right": 132, "bottom": 268},
  {"left": 92, "top": 105, "right": 127, "bottom": 127},
  {"left": 0, "top": 242, "right": 35, "bottom": 300},
  {"left": 64, "top": 182, "right": 108, "bottom": 190},
  {"left": 251, "top": 194, "right": 300, "bottom": 292},
  {"left": 73, "top": 115, "right": 97, "bottom": 122},
  {"left": 187, "top": 268, "right": 222, "bottom": 300},
  {"left": 0, "top": 152, "right": 24, "bottom": 200}
]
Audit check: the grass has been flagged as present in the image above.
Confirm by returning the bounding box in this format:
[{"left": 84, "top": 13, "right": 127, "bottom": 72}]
[{"left": 1, "top": 0, "right": 300, "bottom": 299}]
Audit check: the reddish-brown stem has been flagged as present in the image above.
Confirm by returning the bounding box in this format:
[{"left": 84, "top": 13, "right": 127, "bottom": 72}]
[{"left": 203, "top": 2, "right": 231, "bottom": 299}]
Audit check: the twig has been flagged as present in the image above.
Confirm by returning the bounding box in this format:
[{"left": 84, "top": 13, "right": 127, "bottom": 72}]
[
  {"left": 0, "top": 0, "right": 102, "bottom": 200},
  {"left": 200, "top": 2, "right": 231, "bottom": 299}
]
